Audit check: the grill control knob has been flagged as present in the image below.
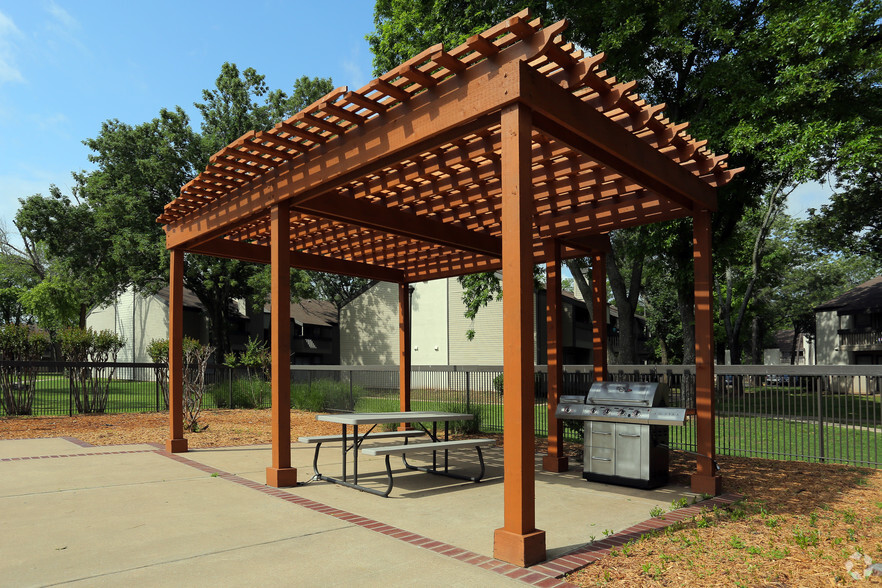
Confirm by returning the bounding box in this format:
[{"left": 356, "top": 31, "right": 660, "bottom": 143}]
[
  {"left": 633, "top": 410, "right": 640, "bottom": 417},
  {"left": 590, "top": 407, "right": 596, "bottom": 414},
  {"left": 603, "top": 408, "right": 610, "bottom": 415},
  {"left": 563, "top": 406, "right": 570, "bottom": 414},
  {"left": 618, "top": 409, "right": 626, "bottom": 416}
]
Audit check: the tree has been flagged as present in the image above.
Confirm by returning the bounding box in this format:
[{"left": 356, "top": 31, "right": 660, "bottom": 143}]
[
  {"left": 68, "top": 66, "right": 335, "bottom": 362},
  {"left": 15, "top": 184, "right": 124, "bottom": 328},
  {"left": 766, "top": 217, "right": 880, "bottom": 362},
  {"left": 368, "top": 0, "right": 882, "bottom": 363}
]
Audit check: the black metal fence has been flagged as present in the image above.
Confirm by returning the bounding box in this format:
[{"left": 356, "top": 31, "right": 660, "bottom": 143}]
[{"left": 1, "top": 361, "right": 880, "bottom": 469}]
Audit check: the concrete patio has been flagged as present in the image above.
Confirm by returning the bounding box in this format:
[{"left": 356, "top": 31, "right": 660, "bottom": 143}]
[{"left": 0, "top": 436, "right": 736, "bottom": 587}]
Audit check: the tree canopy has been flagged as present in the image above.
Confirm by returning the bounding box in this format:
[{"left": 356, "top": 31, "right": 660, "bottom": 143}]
[{"left": 369, "top": 0, "right": 882, "bottom": 364}]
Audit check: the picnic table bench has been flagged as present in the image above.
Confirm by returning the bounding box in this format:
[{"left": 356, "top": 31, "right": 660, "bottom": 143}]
[
  {"left": 362, "top": 438, "right": 496, "bottom": 496},
  {"left": 298, "top": 430, "right": 426, "bottom": 484},
  {"left": 304, "top": 411, "right": 495, "bottom": 497}
]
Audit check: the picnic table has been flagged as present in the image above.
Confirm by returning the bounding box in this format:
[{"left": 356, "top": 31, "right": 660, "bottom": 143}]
[{"left": 299, "top": 411, "right": 494, "bottom": 497}]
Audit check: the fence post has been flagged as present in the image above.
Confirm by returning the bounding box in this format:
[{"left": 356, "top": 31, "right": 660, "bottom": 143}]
[
  {"left": 155, "top": 371, "right": 160, "bottom": 413},
  {"left": 68, "top": 368, "right": 73, "bottom": 417},
  {"left": 816, "top": 377, "right": 825, "bottom": 463},
  {"left": 466, "top": 371, "right": 471, "bottom": 412}
]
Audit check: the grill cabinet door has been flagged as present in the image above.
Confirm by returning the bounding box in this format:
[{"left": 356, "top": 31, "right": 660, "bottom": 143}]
[
  {"left": 614, "top": 424, "right": 646, "bottom": 480},
  {"left": 587, "top": 421, "right": 615, "bottom": 476}
]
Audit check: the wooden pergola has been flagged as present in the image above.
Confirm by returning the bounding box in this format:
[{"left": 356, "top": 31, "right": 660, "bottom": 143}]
[{"left": 158, "top": 10, "right": 739, "bottom": 567}]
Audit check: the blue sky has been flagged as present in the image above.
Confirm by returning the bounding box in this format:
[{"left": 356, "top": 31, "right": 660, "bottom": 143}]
[
  {"left": 0, "top": 0, "right": 832, "bottom": 245},
  {"left": 0, "top": 0, "right": 376, "bottom": 233}
]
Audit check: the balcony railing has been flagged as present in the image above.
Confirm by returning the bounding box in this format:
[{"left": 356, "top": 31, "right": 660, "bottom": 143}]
[{"left": 839, "top": 329, "right": 882, "bottom": 349}]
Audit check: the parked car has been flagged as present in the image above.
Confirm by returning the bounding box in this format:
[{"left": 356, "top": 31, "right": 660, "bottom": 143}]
[{"left": 765, "top": 374, "right": 790, "bottom": 386}]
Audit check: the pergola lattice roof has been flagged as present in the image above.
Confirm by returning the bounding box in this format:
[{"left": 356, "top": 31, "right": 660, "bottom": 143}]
[{"left": 158, "top": 10, "right": 740, "bottom": 282}]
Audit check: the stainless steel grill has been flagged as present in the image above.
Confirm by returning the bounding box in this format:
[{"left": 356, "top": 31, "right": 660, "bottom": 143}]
[{"left": 555, "top": 381, "right": 686, "bottom": 489}]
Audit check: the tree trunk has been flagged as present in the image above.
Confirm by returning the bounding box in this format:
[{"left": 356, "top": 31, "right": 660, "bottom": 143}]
[
  {"left": 565, "top": 259, "right": 593, "bottom": 315},
  {"left": 751, "top": 315, "right": 763, "bottom": 364},
  {"left": 678, "top": 289, "right": 696, "bottom": 364},
  {"left": 79, "top": 303, "right": 87, "bottom": 329},
  {"left": 606, "top": 243, "right": 643, "bottom": 364}
]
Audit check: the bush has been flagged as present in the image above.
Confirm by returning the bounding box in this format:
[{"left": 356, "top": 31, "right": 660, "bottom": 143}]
[
  {"left": 58, "top": 327, "right": 124, "bottom": 414},
  {"left": 438, "top": 401, "right": 484, "bottom": 435},
  {"left": 0, "top": 324, "right": 50, "bottom": 415},
  {"left": 209, "top": 376, "right": 269, "bottom": 409},
  {"left": 147, "top": 336, "right": 214, "bottom": 431},
  {"left": 291, "top": 378, "right": 364, "bottom": 412},
  {"left": 181, "top": 337, "right": 213, "bottom": 432},
  {"left": 492, "top": 373, "right": 504, "bottom": 395},
  {"left": 223, "top": 338, "right": 270, "bottom": 409},
  {"left": 147, "top": 338, "right": 169, "bottom": 409}
]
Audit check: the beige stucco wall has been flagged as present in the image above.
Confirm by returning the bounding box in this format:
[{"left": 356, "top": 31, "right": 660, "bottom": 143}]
[
  {"left": 339, "top": 281, "right": 399, "bottom": 365},
  {"left": 87, "top": 286, "right": 208, "bottom": 365},
  {"left": 411, "top": 279, "right": 449, "bottom": 365},
  {"left": 815, "top": 309, "right": 851, "bottom": 365}
]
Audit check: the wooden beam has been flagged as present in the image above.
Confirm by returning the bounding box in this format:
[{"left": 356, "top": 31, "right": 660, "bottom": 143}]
[
  {"left": 163, "top": 23, "right": 578, "bottom": 250},
  {"left": 691, "top": 209, "right": 721, "bottom": 496},
  {"left": 294, "top": 192, "right": 502, "bottom": 258},
  {"left": 188, "top": 237, "right": 406, "bottom": 283},
  {"left": 542, "top": 239, "right": 568, "bottom": 473},
  {"left": 398, "top": 283, "right": 412, "bottom": 427},
  {"left": 165, "top": 248, "right": 187, "bottom": 454},
  {"left": 493, "top": 103, "right": 546, "bottom": 567},
  {"left": 521, "top": 61, "right": 717, "bottom": 213},
  {"left": 592, "top": 252, "right": 608, "bottom": 381},
  {"left": 266, "top": 202, "right": 297, "bottom": 488}
]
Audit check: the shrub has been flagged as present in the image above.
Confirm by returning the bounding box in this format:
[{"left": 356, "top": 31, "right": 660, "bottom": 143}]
[
  {"left": 291, "top": 378, "right": 364, "bottom": 412},
  {"left": 181, "top": 337, "right": 213, "bottom": 432},
  {"left": 223, "top": 337, "right": 270, "bottom": 408},
  {"left": 210, "top": 376, "right": 269, "bottom": 409},
  {"left": 438, "top": 401, "right": 484, "bottom": 435},
  {"left": 0, "top": 324, "right": 50, "bottom": 415},
  {"left": 147, "top": 337, "right": 214, "bottom": 431},
  {"left": 59, "top": 327, "right": 124, "bottom": 414},
  {"left": 491, "top": 373, "right": 504, "bottom": 395},
  {"left": 146, "top": 338, "right": 169, "bottom": 409}
]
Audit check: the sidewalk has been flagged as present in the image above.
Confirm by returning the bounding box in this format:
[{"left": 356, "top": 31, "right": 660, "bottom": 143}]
[{"left": 0, "top": 437, "right": 736, "bottom": 587}]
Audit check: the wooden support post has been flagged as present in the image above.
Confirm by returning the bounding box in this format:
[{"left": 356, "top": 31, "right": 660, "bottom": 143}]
[
  {"left": 165, "top": 248, "right": 187, "bottom": 453},
  {"left": 543, "top": 239, "right": 568, "bottom": 473},
  {"left": 399, "top": 283, "right": 412, "bottom": 430},
  {"left": 691, "top": 210, "right": 721, "bottom": 495},
  {"left": 592, "top": 253, "right": 608, "bottom": 382},
  {"left": 493, "top": 103, "right": 546, "bottom": 567},
  {"left": 266, "top": 201, "right": 297, "bottom": 488}
]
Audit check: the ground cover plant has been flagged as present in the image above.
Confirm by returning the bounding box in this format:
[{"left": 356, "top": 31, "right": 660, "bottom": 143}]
[{"left": 566, "top": 452, "right": 882, "bottom": 586}]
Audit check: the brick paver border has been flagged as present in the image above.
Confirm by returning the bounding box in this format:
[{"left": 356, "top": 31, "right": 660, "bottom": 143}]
[{"left": 2, "top": 437, "right": 742, "bottom": 585}]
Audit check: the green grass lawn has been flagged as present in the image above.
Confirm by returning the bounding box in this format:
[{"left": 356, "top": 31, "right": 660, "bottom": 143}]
[
  {"left": 3, "top": 374, "right": 163, "bottom": 416},
  {"left": 717, "top": 386, "right": 881, "bottom": 425}
]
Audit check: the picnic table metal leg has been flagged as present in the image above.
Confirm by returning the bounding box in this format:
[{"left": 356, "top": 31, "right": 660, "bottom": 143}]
[
  {"left": 311, "top": 441, "right": 324, "bottom": 481},
  {"left": 341, "top": 424, "right": 347, "bottom": 482},
  {"left": 353, "top": 424, "right": 359, "bottom": 484}
]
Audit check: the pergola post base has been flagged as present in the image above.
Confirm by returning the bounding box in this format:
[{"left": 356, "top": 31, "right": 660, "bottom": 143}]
[
  {"left": 266, "top": 467, "right": 298, "bottom": 488},
  {"left": 165, "top": 438, "right": 188, "bottom": 453},
  {"left": 493, "top": 528, "right": 546, "bottom": 567},
  {"left": 542, "top": 455, "right": 568, "bottom": 473},
  {"left": 690, "top": 473, "right": 722, "bottom": 496}
]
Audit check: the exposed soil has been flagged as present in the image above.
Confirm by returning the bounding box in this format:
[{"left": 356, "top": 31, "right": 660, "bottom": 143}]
[{"left": 2, "top": 410, "right": 880, "bottom": 585}]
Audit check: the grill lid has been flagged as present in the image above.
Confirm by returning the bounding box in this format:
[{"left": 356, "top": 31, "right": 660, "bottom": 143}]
[{"left": 585, "top": 381, "right": 668, "bottom": 407}]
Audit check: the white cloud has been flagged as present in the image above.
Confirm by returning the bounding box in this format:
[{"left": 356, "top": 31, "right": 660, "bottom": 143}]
[
  {"left": 0, "top": 10, "right": 25, "bottom": 84},
  {"left": 341, "top": 43, "right": 370, "bottom": 90},
  {"left": 45, "top": 0, "right": 78, "bottom": 32}
]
